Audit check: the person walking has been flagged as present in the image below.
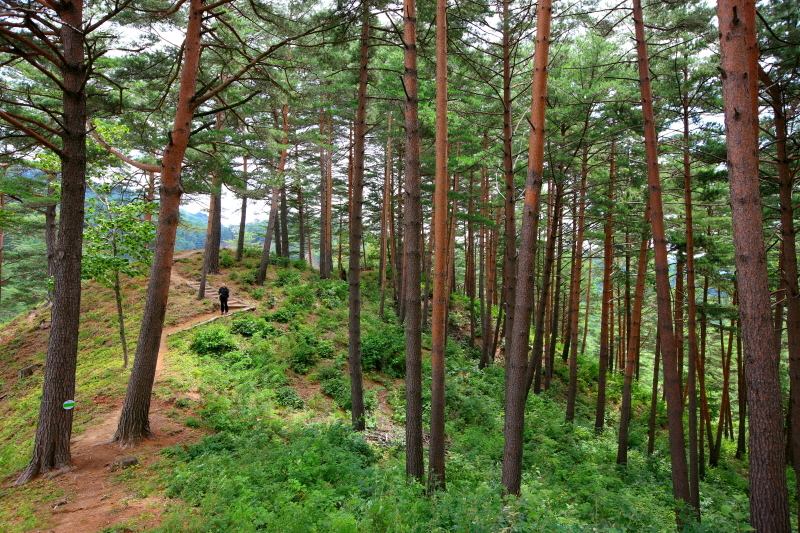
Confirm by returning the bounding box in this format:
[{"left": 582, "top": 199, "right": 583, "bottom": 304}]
[{"left": 218, "top": 283, "right": 230, "bottom": 315}]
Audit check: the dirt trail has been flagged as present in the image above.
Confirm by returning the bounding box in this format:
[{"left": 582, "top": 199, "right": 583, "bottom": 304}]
[{"left": 30, "top": 251, "right": 235, "bottom": 533}]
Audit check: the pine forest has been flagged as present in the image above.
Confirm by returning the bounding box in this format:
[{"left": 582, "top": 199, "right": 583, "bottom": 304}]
[{"left": 0, "top": 0, "right": 798, "bottom": 531}]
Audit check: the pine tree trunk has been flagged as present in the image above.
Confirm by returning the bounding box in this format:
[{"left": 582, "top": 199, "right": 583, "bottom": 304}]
[
  {"left": 297, "top": 184, "right": 305, "bottom": 264},
  {"left": 280, "top": 185, "right": 289, "bottom": 258},
  {"left": 256, "top": 188, "right": 280, "bottom": 285},
  {"left": 718, "top": 0, "right": 790, "bottom": 529},
  {"left": 647, "top": 333, "right": 661, "bottom": 456},
  {"left": 402, "top": 0, "right": 424, "bottom": 483},
  {"left": 15, "top": 0, "right": 88, "bottom": 483},
  {"left": 595, "top": 149, "right": 614, "bottom": 431},
  {"left": 429, "top": 0, "right": 449, "bottom": 490},
  {"left": 114, "top": 0, "right": 203, "bottom": 448},
  {"left": 500, "top": 0, "right": 517, "bottom": 359},
  {"left": 632, "top": 0, "right": 693, "bottom": 522},
  {"left": 348, "top": 0, "right": 370, "bottom": 432},
  {"left": 198, "top": 172, "right": 221, "bottom": 300},
  {"left": 566, "top": 151, "right": 588, "bottom": 422},
  {"left": 235, "top": 158, "right": 248, "bottom": 262},
  {"left": 379, "top": 112, "right": 393, "bottom": 319},
  {"left": 761, "top": 66, "right": 800, "bottom": 531},
  {"left": 319, "top": 113, "right": 331, "bottom": 278},
  {"left": 525, "top": 183, "right": 561, "bottom": 395},
  {"left": 501, "top": 0, "right": 551, "bottom": 496},
  {"left": 618, "top": 206, "right": 651, "bottom": 464}
]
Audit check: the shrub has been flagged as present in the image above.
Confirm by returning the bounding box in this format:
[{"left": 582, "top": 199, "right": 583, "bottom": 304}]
[
  {"left": 230, "top": 315, "right": 263, "bottom": 337},
  {"left": 275, "top": 269, "right": 301, "bottom": 287},
  {"left": 269, "top": 306, "right": 297, "bottom": 323},
  {"left": 190, "top": 326, "right": 237, "bottom": 355},
  {"left": 269, "top": 255, "right": 291, "bottom": 268},
  {"left": 251, "top": 287, "right": 265, "bottom": 300},
  {"left": 362, "top": 324, "right": 406, "bottom": 377},
  {"left": 288, "top": 283, "right": 316, "bottom": 309},
  {"left": 275, "top": 386, "right": 305, "bottom": 410},
  {"left": 219, "top": 249, "right": 234, "bottom": 268},
  {"left": 289, "top": 338, "right": 318, "bottom": 374},
  {"left": 318, "top": 366, "right": 376, "bottom": 412},
  {"left": 242, "top": 246, "right": 261, "bottom": 258},
  {"left": 239, "top": 269, "right": 257, "bottom": 285},
  {"left": 185, "top": 417, "right": 200, "bottom": 428},
  {"left": 316, "top": 278, "right": 348, "bottom": 308},
  {"left": 292, "top": 258, "right": 308, "bottom": 270}
]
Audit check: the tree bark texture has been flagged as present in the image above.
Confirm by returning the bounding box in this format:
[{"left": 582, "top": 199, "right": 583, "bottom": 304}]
[
  {"left": 501, "top": 0, "right": 551, "bottom": 496},
  {"left": 115, "top": 0, "right": 204, "bottom": 448},
  {"left": 760, "top": 66, "right": 800, "bottom": 530},
  {"left": 566, "top": 151, "right": 588, "bottom": 422},
  {"left": 718, "top": 0, "right": 791, "bottom": 529},
  {"left": 429, "top": 0, "right": 448, "bottom": 491},
  {"left": 16, "top": 0, "right": 87, "bottom": 483},
  {"left": 632, "top": 0, "right": 693, "bottom": 523},
  {"left": 348, "top": 0, "right": 369, "bottom": 432},
  {"left": 402, "top": 0, "right": 424, "bottom": 483}
]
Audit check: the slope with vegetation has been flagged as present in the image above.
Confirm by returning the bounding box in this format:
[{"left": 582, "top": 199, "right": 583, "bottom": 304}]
[{"left": 1, "top": 251, "right": 763, "bottom": 532}]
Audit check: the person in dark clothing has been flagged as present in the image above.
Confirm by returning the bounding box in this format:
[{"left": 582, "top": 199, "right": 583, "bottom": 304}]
[{"left": 218, "top": 283, "right": 230, "bottom": 315}]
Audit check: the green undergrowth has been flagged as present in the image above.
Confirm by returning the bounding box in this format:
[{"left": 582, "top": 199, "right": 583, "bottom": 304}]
[
  {"left": 0, "top": 256, "right": 776, "bottom": 532},
  {"left": 152, "top": 273, "right": 758, "bottom": 532}
]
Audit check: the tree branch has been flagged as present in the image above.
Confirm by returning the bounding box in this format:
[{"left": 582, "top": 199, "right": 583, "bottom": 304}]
[
  {"left": 0, "top": 109, "right": 61, "bottom": 154},
  {"left": 87, "top": 122, "right": 162, "bottom": 173}
]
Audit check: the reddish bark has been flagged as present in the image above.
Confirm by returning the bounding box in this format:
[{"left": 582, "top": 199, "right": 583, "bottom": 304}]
[
  {"left": 632, "top": 0, "right": 693, "bottom": 522},
  {"left": 501, "top": 0, "right": 552, "bottom": 496},
  {"left": 115, "top": 0, "right": 205, "bottom": 447},
  {"left": 402, "top": 0, "right": 424, "bottom": 483},
  {"left": 718, "top": 0, "right": 790, "bottom": 528},
  {"left": 429, "top": 0, "right": 448, "bottom": 490},
  {"left": 566, "top": 149, "right": 588, "bottom": 422},
  {"left": 348, "top": 0, "right": 370, "bottom": 432}
]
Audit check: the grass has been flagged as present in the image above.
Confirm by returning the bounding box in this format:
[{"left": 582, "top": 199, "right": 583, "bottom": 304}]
[{"left": 0, "top": 252, "right": 778, "bottom": 533}]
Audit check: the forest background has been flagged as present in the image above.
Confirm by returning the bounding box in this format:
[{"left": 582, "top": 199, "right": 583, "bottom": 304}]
[{"left": 0, "top": 0, "right": 798, "bottom": 530}]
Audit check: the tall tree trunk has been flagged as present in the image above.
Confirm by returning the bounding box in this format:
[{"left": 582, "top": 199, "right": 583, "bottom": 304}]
[
  {"left": 256, "top": 188, "right": 281, "bottom": 285},
  {"left": 735, "top": 317, "right": 747, "bottom": 459},
  {"left": 113, "top": 0, "right": 203, "bottom": 448},
  {"left": 545, "top": 210, "right": 564, "bottom": 390},
  {"left": 467, "top": 174, "right": 477, "bottom": 348},
  {"left": 617, "top": 206, "right": 650, "bottom": 464},
  {"left": 595, "top": 147, "right": 615, "bottom": 431},
  {"left": 298, "top": 183, "right": 305, "bottom": 264},
  {"left": 500, "top": 0, "right": 517, "bottom": 360},
  {"left": 319, "top": 112, "right": 332, "bottom": 278},
  {"left": 647, "top": 332, "right": 661, "bottom": 456},
  {"left": 632, "top": 0, "right": 693, "bottom": 523},
  {"left": 198, "top": 170, "right": 222, "bottom": 300},
  {"left": 402, "top": 0, "right": 424, "bottom": 483},
  {"left": 235, "top": 157, "right": 248, "bottom": 262},
  {"left": 257, "top": 107, "right": 290, "bottom": 284},
  {"left": 348, "top": 0, "right": 370, "bottom": 432},
  {"left": 718, "top": 1, "right": 790, "bottom": 528},
  {"left": 525, "top": 182, "right": 561, "bottom": 395},
  {"left": 15, "top": 0, "right": 88, "bottom": 483},
  {"left": 761, "top": 66, "right": 800, "bottom": 531},
  {"left": 501, "top": 0, "right": 551, "bottom": 496},
  {"left": 379, "top": 112, "right": 393, "bottom": 319},
  {"left": 480, "top": 161, "right": 494, "bottom": 368},
  {"left": 581, "top": 244, "right": 593, "bottom": 355},
  {"left": 429, "top": 0, "right": 448, "bottom": 490},
  {"left": 566, "top": 150, "right": 588, "bottom": 421},
  {"left": 280, "top": 184, "right": 289, "bottom": 258},
  {"left": 681, "top": 78, "right": 701, "bottom": 510}
]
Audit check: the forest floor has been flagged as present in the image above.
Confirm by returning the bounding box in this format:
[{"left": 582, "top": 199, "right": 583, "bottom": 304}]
[
  {"left": 6, "top": 249, "right": 402, "bottom": 533},
  {"left": 15, "top": 250, "right": 238, "bottom": 533}
]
